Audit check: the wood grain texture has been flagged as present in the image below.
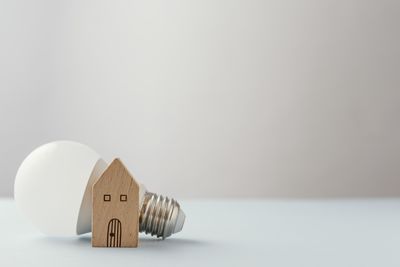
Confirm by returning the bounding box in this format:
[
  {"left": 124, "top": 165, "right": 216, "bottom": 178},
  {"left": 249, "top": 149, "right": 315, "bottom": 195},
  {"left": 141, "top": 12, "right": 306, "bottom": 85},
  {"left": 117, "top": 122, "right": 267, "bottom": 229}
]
[{"left": 92, "top": 158, "right": 139, "bottom": 247}]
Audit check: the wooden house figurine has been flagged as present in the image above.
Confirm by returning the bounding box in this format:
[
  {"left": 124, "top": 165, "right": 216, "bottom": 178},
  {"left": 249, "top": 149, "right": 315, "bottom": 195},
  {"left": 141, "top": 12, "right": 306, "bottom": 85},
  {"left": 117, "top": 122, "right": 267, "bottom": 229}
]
[{"left": 92, "top": 158, "right": 139, "bottom": 247}]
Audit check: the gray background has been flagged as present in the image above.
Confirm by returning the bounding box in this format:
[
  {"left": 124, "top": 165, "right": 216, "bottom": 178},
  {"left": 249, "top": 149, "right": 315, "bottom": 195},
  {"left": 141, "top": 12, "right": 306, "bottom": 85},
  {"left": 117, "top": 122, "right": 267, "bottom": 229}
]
[{"left": 1, "top": 0, "right": 399, "bottom": 198}]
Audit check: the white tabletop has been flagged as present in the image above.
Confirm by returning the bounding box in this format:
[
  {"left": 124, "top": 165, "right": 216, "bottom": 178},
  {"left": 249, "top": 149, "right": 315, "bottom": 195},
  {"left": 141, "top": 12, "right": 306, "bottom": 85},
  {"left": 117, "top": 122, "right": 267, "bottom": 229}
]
[{"left": 1, "top": 198, "right": 400, "bottom": 267}]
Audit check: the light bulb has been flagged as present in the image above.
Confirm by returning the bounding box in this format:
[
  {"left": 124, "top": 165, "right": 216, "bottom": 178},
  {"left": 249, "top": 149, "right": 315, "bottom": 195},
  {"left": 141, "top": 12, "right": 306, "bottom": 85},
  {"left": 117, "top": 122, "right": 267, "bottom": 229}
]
[{"left": 14, "top": 141, "right": 185, "bottom": 239}]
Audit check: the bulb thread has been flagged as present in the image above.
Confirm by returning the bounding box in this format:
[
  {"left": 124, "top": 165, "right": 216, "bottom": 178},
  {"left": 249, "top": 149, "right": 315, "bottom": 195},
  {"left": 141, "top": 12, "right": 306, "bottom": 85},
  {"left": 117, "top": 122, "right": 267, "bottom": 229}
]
[{"left": 139, "top": 192, "right": 180, "bottom": 239}]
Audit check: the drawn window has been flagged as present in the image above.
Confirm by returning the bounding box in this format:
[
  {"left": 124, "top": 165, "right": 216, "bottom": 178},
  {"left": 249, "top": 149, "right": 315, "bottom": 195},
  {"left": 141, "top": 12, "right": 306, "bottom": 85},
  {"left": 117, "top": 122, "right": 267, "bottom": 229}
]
[
  {"left": 120, "top": 194, "right": 127, "bottom": 202},
  {"left": 104, "top": 194, "right": 111, "bottom": 201}
]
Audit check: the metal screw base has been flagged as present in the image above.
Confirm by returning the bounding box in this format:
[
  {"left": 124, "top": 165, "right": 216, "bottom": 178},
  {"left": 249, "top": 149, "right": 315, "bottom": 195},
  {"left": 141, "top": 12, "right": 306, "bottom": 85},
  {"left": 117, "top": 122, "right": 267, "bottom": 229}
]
[{"left": 139, "top": 192, "right": 185, "bottom": 239}]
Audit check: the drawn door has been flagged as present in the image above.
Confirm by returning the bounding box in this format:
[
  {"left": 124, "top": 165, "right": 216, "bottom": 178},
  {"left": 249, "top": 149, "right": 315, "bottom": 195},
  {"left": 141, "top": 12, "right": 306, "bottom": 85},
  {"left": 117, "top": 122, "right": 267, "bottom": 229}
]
[{"left": 107, "top": 218, "right": 122, "bottom": 247}]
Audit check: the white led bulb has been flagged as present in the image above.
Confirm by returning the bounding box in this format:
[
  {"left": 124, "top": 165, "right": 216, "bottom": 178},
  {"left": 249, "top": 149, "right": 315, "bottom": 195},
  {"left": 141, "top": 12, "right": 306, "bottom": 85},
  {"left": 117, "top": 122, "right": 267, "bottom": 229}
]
[{"left": 14, "top": 141, "right": 185, "bottom": 238}]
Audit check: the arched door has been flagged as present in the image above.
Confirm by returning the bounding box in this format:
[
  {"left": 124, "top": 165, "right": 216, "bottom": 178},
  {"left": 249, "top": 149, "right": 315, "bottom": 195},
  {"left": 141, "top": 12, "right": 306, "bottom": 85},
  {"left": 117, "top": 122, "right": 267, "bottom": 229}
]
[{"left": 107, "top": 218, "right": 122, "bottom": 247}]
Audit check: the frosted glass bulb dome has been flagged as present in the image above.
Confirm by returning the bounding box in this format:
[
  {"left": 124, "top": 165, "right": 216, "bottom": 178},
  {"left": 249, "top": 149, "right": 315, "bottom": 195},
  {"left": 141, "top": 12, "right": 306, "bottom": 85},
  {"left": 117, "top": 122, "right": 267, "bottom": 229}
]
[{"left": 14, "top": 141, "right": 108, "bottom": 236}]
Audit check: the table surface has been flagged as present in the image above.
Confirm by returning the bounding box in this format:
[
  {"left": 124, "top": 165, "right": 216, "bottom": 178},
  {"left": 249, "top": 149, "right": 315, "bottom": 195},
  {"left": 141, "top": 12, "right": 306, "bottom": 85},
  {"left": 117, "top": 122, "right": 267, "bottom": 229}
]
[{"left": 1, "top": 198, "right": 400, "bottom": 267}]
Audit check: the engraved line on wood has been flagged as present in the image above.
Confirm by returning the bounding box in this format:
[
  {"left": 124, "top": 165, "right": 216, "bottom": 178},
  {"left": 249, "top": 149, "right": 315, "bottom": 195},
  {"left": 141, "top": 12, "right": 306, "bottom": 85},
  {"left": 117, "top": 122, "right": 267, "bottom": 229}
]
[{"left": 107, "top": 218, "right": 122, "bottom": 247}]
